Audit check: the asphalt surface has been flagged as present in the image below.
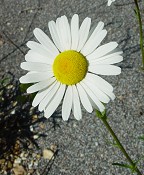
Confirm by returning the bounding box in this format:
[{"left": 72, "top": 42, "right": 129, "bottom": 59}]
[{"left": 0, "top": 0, "right": 144, "bottom": 174}]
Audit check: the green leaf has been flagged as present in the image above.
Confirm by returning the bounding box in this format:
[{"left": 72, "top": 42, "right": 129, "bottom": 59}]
[
  {"left": 134, "top": 9, "right": 138, "bottom": 16},
  {"left": 138, "top": 135, "right": 144, "bottom": 141},
  {"left": 16, "top": 95, "right": 28, "bottom": 104},
  {"left": 112, "top": 163, "right": 133, "bottom": 169},
  {"left": 17, "top": 83, "right": 36, "bottom": 104},
  {"left": 112, "top": 162, "right": 138, "bottom": 173},
  {"left": 19, "top": 83, "right": 33, "bottom": 93},
  {"left": 0, "top": 77, "right": 10, "bottom": 87},
  {"left": 104, "top": 137, "right": 121, "bottom": 149}
]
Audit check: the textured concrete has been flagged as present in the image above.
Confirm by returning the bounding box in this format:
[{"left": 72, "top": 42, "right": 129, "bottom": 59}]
[{"left": 0, "top": 0, "right": 144, "bottom": 174}]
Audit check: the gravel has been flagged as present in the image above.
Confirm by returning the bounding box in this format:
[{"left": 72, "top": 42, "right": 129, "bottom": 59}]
[{"left": 0, "top": 0, "right": 144, "bottom": 174}]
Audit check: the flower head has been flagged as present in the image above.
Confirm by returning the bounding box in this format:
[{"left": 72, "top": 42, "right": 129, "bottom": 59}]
[
  {"left": 20, "top": 14, "right": 123, "bottom": 121},
  {"left": 108, "top": 0, "right": 116, "bottom": 6}
]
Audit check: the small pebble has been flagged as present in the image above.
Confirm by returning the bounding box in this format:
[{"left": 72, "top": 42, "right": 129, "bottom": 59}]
[
  {"left": 50, "top": 144, "right": 57, "bottom": 152},
  {"left": 43, "top": 149, "right": 54, "bottom": 160},
  {"left": 11, "top": 110, "right": 15, "bottom": 114},
  {"left": 30, "top": 126, "right": 34, "bottom": 132},
  {"left": 20, "top": 152, "right": 24, "bottom": 158},
  {"left": 33, "top": 161, "right": 38, "bottom": 167},
  {"left": 7, "top": 22, "right": 11, "bottom": 26},
  {"left": 39, "top": 123, "right": 45, "bottom": 129},
  {"left": 0, "top": 40, "right": 4, "bottom": 46},
  {"left": 7, "top": 85, "right": 13, "bottom": 89},
  {"left": 21, "top": 157, "right": 27, "bottom": 161},
  {"left": 32, "top": 115, "right": 38, "bottom": 119},
  {"left": 0, "top": 159, "right": 5, "bottom": 164},
  {"left": 28, "top": 162, "right": 33, "bottom": 169},
  {"left": 4, "top": 171, "right": 7, "bottom": 175},
  {"left": 28, "top": 169, "right": 34, "bottom": 174},
  {"left": 13, "top": 164, "right": 26, "bottom": 175},
  {"left": 33, "top": 135, "right": 39, "bottom": 139},
  {"left": 13, "top": 101, "right": 17, "bottom": 107},
  {"left": 95, "top": 142, "right": 99, "bottom": 146},
  {"left": 14, "top": 158, "right": 21, "bottom": 164},
  {"left": 7, "top": 161, "right": 12, "bottom": 169},
  {"left": 24, "top": 153, "right": 28, "bottom": 158},
  {"left": 36, "top": 154, "right": 41, "bottom": 159},
  {"left": 73, "top": 123, "right": 77, "bottom": 127},
  {"left": 28, "top": 143, "right": 33, "bottom": 149},
  {"left": 32, "top": 153, "right": 37, "bottom": 157}
]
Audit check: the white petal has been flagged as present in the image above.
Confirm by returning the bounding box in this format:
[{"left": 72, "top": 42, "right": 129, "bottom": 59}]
[
  {"left": 81, "top": 28, "right": 107, "bottom": 56},
  {"left": 56, "top": 16, "right": 71, "bottom": 50},
  {"left": 32, "top": 81, "right": 56, "bottom": 107},
  {"left": 48, "top": 21, "right": 64, "bottom": 52},
  {"left": 108, "top": 0, "right": 115, "bottom": 6},
  {"left": 83, "top": 78, "right": 110, "bottom": 103},
  {"left": 21, "top": 62, "right": 52, "bottom": 72},
  {"left": 88, "top": 97, "right": 99, "bottom": 110},
  {"left": 90, "top": 55, "right": 123, "bottom": 64},
  {"left": 62, "top": 16, "right": 71, "bottom": 50},
  {"left": 62, "top": 86, "right": 73, "bottom": 121},
  {"left": 86, "top": 73, "right": 114, "bottom": 100},
  {"left": 55, "top": 17, "right": 65, "bottom": 50},
  {"left": 83, "top": 30, "right": 107, "bottom": 56},
  {"left": 27, "top": 41, "right": 54, "bottom": 59},
  {"left": 44, "top": 84, "right": 66, "bottom": 118},
  {"left": 19, "top": 72, "right": 53, "bottom": 83},
  {"left": 87, "top": 42, "right": 118, "bottom": 60},
  {"left": 25, "top": 50, "right": 53, "bottom": 65},
  {"left": 108, "top": 92, "right": 115, "bottom": 100},
  {"left": 27, "top": 77, "right": 56, "bottom": 93},
  {"left": 77, "top": 17, "right": 91, "bottom": 51},
  {"left": 71, "top": 14, "right": 79, "bottom": 50},
  {"left": 39, "top": 81, "right": 60, "bottom": 112},
  {"left": 108, "top": 49, "right": 123, "bottom": 55},
  {"left": 89, "top": 65, "right": 121, "bottom": 75},
  {"left": 80, "top": 82, "right": 105, "bottom": 112},
  {"left": 76, "top": 83, "right": 93, "bottom": 113},
  {"left": 88, "top": 21, "right": 104, "bottom": 40},
  {"left": 72, "top": 85, "right": 82, "bottom": 120},
  {"left": 33, "top": 28, "right": 59, "bottom": 56}
]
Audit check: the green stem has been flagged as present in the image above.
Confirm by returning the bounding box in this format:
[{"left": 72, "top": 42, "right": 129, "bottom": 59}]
[
  {"left": 97, "top": 115, "right": 142, "bottom": 175},
  {"left": 134, "top": 0, "right": 144, "bottom": 70}
]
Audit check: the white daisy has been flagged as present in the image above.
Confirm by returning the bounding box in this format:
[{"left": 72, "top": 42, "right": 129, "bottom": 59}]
[
  {"left": 108, "top": 0, "right": 116, "bottom": 6},
  {"left": 19, "top": 14, "right": 123, "bottom": 121}
]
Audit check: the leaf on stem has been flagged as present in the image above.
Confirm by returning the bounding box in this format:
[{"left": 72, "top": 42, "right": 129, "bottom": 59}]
[
  {"left": 0, "top": 77, "right": 10, "bottom": 87},
  {"left": 138, "top": 135, "right": 144, "bottom": 141},
  {"left": 20, "top": 83, "right": 33, "bottom": 93},
  {"left": 134, "top": 9, "right": 138, "bottom": 17},
  {"left": 17, "top": 83, "right": 36, "bottom": 104},
  {"left": 112, "top": 162, "right": 134, "bottom": 170}
]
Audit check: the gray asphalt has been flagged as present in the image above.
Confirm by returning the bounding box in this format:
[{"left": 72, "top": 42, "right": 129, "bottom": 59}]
[{"left": 0, "top": 0, "right": 144, "bottom": 174}]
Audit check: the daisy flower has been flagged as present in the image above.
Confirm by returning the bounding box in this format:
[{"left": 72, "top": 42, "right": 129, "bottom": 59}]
[
  {"left": 108, "top": 0, "right": 116, "bottom": 6},
  {"left": 20, "top": 14, "right": 123, "bottom": 121}
]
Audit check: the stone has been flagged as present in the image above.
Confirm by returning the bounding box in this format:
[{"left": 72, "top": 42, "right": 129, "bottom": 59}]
[
  {"left": 43, "top": 149, "right": 54, "bottom": 160},
  {"left": 13, "top": 165, "right": 27, "bottom": 175}
]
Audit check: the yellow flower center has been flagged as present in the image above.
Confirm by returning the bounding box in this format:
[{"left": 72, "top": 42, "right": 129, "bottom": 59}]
[{"left": 53, "top": 50, "right": 88, "bottom": 85}]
